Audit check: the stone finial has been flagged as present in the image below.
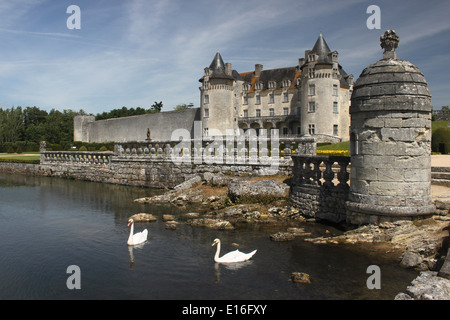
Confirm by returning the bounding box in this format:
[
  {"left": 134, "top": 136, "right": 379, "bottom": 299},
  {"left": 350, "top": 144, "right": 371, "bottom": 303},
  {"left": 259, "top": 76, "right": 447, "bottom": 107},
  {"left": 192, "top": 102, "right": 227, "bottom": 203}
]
[{"left": 380, "top": 30, "right": 399, "bottom": 59}]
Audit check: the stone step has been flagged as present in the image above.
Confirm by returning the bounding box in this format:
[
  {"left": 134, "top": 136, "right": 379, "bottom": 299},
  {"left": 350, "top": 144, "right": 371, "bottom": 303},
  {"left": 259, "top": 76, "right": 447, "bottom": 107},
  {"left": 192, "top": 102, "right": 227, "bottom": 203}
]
[
  {"left": 432, "top": 179, "right": 450, "bottom": 187},
  {"left": 432, "top": 166, "right": 450, "bottom": 173},
  {"left": 432, "top": 172, "right": 450, "bottom": 180}
]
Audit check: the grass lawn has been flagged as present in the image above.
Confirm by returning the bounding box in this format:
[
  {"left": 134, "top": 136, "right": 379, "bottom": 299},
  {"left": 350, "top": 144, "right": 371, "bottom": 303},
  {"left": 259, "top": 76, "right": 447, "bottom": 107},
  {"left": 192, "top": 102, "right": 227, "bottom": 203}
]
[{"left": 0, "top": 153, "right": 41, "bottom": 162}]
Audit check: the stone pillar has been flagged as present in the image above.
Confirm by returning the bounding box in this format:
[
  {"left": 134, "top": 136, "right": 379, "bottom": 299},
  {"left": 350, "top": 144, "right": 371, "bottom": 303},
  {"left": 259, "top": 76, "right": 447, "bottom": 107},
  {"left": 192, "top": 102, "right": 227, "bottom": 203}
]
[{"left": 346, "top": 30, "right": 435, "bottom": 225}]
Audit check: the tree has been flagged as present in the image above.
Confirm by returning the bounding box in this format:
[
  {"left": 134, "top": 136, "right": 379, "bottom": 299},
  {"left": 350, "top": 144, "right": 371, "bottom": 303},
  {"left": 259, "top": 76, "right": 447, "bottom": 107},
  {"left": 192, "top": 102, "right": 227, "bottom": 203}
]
[
  {"left": 151, "top": 101, "right": 163, "bottom": 112},
  {"left": 174, "top": 103, "right": 194, "bottom": 111},
  {"left": 0, "top": 106, "right": 24, "bottom": 143}
]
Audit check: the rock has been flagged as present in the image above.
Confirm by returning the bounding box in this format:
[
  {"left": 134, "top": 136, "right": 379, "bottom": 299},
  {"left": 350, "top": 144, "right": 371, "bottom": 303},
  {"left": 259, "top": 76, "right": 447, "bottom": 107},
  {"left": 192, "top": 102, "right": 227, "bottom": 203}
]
[
  {"left": 165, "top": 221, "right": 179, "bottom": 230},
  {"left": 129, "top": 213, "right": 157, "bottom": 222},
  {"left": 188, "top": 218, "right": 234, "bottom": 230},
  {"left": 162, "top": 214, "right": 175, "bottom": 221},
  {"left": 394, "top": 292, "right": 414, "bottom": 300},
  {"left": 173, "top": 175, "right": 202, "bottom": 191},
  {"left": 400, "top": 251, "right": 423, "bottom": 268},
  {"left": 228, "top": 179, "right": 290, "bottom": 204},
  {"left": 290, "top": 272, "right": 311, "bottom": 284},
  {"left": 438, "top": 248, "right": 450, "bottom": 280},
  {"left": 287, "top": 227, "right": 312, "bottom": 237},
  {"left": 270, "top": 232, "right": 295, "bottom": 242},
  {"left": 405, "top": 271, "right": 450, "bottom": 300},
  {"left": 184, "top": 212, "right": 200, "bottom": 219}
]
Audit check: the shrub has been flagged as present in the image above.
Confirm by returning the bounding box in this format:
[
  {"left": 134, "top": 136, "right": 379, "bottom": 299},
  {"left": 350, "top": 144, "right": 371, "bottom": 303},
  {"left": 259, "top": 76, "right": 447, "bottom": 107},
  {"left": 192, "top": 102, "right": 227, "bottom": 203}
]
[
  {"left": 7, "top": 146, "right": 15, "bottom": 154},
  {"left": 432, "top": 127, "right": 450, "bottom": 154},
  {"left": 79, "top": 146, "right": 88, "bottom": 151},
  {"left": 15, "top": 146, "right": 23, "bottom": 154},
  {"left": 99, "top": 146, "right": 108, "bottom": 152}
]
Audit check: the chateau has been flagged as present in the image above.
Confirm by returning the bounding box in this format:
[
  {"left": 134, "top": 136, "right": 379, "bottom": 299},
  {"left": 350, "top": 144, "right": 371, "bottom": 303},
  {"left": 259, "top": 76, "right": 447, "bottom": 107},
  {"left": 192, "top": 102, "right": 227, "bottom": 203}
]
[
  {"left": 74, "top": 34, "right": 352, "bottom": 143},
  {"left": 199, "top": 33, "right": 353, "bottom": 142}
]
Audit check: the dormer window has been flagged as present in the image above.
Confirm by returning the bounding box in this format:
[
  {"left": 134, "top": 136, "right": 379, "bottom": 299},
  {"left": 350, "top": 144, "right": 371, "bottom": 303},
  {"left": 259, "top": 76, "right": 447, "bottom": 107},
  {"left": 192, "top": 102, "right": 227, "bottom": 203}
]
[
  {"left": 268, "top": 81, "right": 276, "bottom": 90},
  {"left": 308, "top": 54, "right": 316, "bottom": 62},
  {"left": 282, "top": 80, "right": 291, "bottom": 88},
  {"left": 243, "top": 84, "right": 251, "bottom": 92},
  {"left": 255, "top": 82, "right": 263, "bottom": 91}
]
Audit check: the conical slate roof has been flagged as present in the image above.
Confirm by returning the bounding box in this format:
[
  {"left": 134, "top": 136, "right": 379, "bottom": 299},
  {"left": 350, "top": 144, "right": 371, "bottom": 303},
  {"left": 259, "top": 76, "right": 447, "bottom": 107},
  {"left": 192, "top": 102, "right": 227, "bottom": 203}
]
[
  {"left": 208, "top": 51, "right": 234, "bottom": 80},
  {"left": 312, "top": 33, "right": 332, "bottom": 64}
]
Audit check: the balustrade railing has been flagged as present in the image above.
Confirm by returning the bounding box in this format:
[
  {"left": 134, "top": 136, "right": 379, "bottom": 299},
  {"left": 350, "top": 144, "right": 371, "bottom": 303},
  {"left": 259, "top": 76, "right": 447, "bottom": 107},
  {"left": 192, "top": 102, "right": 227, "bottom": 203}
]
[
  {"left": 292, "top": 155, "right": 350, "bottom": 187},
  {"left": 41, "top": 151, "right": 112, "bottom": 167}
]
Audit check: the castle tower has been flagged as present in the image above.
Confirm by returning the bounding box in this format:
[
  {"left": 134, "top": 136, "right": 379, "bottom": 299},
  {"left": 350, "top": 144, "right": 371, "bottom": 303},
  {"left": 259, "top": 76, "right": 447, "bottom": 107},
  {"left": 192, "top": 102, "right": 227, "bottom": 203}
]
[
  {"left": 199, "top": 52, "right": 238, "bottom": 137},
  {"left": 299, "top": 34, "right": 351, "bottom": 141},
  {"left": 346, "top": 30, "right": 435, "bottom": 225}
]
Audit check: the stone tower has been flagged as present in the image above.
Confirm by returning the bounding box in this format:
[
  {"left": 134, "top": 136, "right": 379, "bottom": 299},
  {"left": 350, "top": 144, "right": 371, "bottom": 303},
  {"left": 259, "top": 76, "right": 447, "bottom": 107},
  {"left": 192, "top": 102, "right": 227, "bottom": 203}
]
[
  {"left": 199, "top": 52, "right": 238, "bottom": 136},
  {"left": 346, "top": 30, "right": 435, "bottom": 225},
  {"left": 300, "top": 33, "right": 351, "bottom": 139}
]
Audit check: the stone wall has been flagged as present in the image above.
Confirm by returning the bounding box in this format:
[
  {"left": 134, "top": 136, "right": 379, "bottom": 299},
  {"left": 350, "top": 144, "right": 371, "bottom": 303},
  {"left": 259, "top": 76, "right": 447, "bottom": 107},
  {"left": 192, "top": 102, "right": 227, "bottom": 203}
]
[
  {"left": 289, "top": 155, "right": 351, "bottom": 223},
  {"left": 74, "top": 108, "right": 201, "bottom": 143}
]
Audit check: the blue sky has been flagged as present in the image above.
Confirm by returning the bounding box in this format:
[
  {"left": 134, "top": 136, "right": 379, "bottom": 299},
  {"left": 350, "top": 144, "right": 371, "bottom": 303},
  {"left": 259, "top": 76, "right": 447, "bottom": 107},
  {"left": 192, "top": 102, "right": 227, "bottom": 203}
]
[{"left": 0, "top": 0, "right": 449, "bottom": 114}]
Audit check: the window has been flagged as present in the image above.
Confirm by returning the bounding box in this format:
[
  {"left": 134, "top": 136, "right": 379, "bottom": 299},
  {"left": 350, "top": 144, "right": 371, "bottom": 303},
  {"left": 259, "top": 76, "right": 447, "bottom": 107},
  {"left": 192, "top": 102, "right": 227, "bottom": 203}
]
[
  {"left": 269, "top": 108, "right": 274, "bottom": 116},
  {"left": 255, "top": 82, "right": 263, "bottom": 90},
  {"left": 204, "top": 108, "right": 209, "bottom": 118},
  {"left": 308, "top": 124, "right": 315, "bottom": 135},
  {"left": 243, "top": 110, "right": 248, "bottom": 117},
  {"left": 282, "top": 127, "right": 288, "bottom": 135},
  {"left": 268, "top": 81, "right": 276, "bottom": 89},
  {"left": 204, "top": 128, "right": 209, "bottom": 136},
  {"left": 308, "top": 54, "right": 316, "bottom": 62},
  {"left": 308, "top": 101, "right": 315, "bottom": 113},
  {"left": 283, "top": 92, "right": 289, "bottom": 102},
  {"left": 309, "top": 84, "right": 315, "bottom": 96},
  {"left": 256, "top": 109, "right": 261, "bottom": 117},
  {"left": 269, "top": 93, "right": 274, "bottom": 104},
  {"left": 243, "top": 94, "right": 248, "bottom": 105},
  {"left": 204, "top": 94, "right": 209, "bottom": 104},
  {"left": 333, "top": 124, "right": 338, "bottom": 136},
  {"left": 333, "top": 101, "right": 339, "bottom": 113},
  {"left": 256, "top": 95, "right": 261, "bottom": 105},
  {"left": 295, "top": 107, "right": 300, "bottom": 115},
  {"left": 282, "top": 80, "right": 291, "bottom": 88},
  {"left": 283, "top": 108, "right": 289, "bottom": 116},
  {"left": 296, "top": 126, "right": 301, "bottom": 135},
  {"left": 243, "top": 84, "right": 251, "bottom": 91},
  {"left": 333, "top": 85, "right": 338, "bottom": 96}
]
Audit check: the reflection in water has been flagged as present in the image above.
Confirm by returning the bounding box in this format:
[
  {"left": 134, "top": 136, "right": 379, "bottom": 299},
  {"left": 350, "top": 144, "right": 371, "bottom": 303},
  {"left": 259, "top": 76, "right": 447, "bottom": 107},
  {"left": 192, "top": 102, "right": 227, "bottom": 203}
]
[
  {"left": 214, "top": 261, "right": 254, "bottom": 283},
  {"left": 128, "top": 243, "right": 146, "bottom": 268}
]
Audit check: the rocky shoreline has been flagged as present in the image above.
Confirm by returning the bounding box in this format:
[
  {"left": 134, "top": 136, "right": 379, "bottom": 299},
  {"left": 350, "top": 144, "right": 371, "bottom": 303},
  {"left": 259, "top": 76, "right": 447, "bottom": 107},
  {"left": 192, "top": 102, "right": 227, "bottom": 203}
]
[{"left": 133, "top": 173, "right": 450, "bottom": 300}]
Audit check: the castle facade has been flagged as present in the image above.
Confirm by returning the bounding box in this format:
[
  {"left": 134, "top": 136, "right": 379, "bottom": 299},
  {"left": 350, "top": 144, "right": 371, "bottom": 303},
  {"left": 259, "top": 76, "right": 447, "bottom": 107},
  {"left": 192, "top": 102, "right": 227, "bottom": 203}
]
[
  {"left": 74, "top": 34, "right": 352, "bottom": 144},
  {"left": 199, "top": 34, "right": 353, "bottom": 142}
]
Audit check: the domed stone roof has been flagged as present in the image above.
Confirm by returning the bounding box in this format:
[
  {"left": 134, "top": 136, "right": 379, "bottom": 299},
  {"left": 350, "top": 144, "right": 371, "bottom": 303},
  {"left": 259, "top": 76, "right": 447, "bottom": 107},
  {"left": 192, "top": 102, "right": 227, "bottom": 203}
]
[{"left": 351, "top": 30, "right": 432, "bottom": 114}]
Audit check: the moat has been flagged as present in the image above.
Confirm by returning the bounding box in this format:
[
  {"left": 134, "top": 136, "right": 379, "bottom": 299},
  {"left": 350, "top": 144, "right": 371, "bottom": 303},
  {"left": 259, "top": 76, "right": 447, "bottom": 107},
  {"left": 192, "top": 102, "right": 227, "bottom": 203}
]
[{"left": 0, "top": 173, "right": 417, "bottom": 300}]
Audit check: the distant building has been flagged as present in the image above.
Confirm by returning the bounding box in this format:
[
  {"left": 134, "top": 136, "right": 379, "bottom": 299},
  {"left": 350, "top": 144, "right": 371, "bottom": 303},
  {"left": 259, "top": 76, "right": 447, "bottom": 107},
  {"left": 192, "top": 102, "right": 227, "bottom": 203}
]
[
  {"left": 199, "top": 34, "right": 353, "bottom": 142},
  {"left": 75, "top": 34, "right": 352, "bottom": 144}
]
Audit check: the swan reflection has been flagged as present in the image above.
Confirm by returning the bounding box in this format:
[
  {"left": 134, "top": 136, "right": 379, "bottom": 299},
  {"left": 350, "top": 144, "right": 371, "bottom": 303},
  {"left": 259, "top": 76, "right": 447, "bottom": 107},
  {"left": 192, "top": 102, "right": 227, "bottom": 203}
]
[
  {"left": 128, "top": 242, "right": 146, "bottom": 268},
  {"left": 214, "top": 260, "right": 254, "bottom": 283}
]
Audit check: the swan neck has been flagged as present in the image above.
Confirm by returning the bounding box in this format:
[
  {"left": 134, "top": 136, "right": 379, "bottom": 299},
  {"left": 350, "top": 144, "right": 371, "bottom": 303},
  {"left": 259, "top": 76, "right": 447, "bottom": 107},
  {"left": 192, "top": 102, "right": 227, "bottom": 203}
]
[
  {"left": 128, "top": 222, "right": 134, "bottom": 244},
  {"left": 214, "top": 241, "right": 221, "bottom": 261}
]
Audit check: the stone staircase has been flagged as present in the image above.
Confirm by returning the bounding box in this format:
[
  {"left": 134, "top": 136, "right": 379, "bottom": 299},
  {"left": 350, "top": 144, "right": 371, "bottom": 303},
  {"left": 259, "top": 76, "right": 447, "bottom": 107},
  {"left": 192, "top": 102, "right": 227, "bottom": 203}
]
[{"left": 432, "top": 167, "right": 450, "bottom": 187}]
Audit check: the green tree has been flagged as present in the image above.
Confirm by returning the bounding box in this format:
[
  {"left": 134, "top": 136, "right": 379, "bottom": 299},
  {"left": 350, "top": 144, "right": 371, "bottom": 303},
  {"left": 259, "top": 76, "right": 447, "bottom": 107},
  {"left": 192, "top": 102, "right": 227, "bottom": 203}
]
[
  {"left": 0, "top": 106, "right": 24, "bottom": 143},
  {"left": 151, "top": 101, "right": 163, "bottom": 112},
  {"left": 174, "top": 103, "right": 194, "bottom": 111}
]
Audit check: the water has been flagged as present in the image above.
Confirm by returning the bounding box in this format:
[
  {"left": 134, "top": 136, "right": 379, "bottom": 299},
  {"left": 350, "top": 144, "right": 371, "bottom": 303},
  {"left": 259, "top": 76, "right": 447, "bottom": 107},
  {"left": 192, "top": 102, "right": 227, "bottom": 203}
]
[{"left": 0, "top": 173, "right": 417, "bottom": 300}]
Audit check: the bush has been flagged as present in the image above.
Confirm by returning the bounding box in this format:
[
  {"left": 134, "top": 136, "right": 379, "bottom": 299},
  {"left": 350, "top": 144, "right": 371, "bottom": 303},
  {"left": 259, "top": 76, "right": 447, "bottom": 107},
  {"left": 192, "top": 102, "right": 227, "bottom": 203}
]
[
  {"left": 99, "top": 146, "right": 108, "bottom": 152},
  {"left": 79, "top": 146, "right": 88, "bottom": 151},
  {"left": 7, "top": 146, "right": 15, "bottom": 154},
  {"left": 15, "top": 146, "right": 23, "bottom": 154},
  {"left": 432, "top": 127, "right": 450, "bottom": 154}
]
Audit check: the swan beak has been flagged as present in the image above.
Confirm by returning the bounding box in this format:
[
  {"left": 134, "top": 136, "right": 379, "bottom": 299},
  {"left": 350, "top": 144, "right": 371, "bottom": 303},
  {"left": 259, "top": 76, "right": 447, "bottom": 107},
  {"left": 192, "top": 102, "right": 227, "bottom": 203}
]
[{"left": 211, "top": 242, "right": 216, "bottom": 247}]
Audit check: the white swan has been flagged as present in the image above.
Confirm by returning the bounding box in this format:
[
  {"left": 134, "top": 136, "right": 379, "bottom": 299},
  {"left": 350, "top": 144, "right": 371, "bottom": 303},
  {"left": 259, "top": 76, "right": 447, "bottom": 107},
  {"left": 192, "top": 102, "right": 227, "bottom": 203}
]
[
  {"left": 127, "top": 219, "right": 148, "bottom": 245},
  {"left": 212, "top": 238, "right": 257, "bottom": 263}
]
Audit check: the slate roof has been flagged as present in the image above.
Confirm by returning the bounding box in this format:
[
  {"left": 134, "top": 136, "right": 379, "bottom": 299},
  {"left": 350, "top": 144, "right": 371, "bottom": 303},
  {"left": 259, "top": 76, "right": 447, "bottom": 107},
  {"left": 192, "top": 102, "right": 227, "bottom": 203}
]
[{"left": 311, "top": 33, "right": 332, "bottom": 64}]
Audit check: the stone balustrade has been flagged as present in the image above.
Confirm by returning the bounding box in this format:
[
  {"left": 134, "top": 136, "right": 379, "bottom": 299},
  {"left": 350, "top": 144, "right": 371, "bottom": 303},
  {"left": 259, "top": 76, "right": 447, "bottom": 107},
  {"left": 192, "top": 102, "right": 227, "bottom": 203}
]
[
  {"left": 290, "top": 155, "right": 351, "bottom": 223},
  {"left": 41, "top": 151, "right": 112, "bottom": 167}
]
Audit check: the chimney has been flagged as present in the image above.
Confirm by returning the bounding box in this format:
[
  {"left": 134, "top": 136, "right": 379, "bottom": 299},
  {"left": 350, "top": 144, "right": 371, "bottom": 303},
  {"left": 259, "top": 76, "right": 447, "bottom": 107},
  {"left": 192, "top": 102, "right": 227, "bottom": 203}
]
[
  {"left": 255, "top": 64, "right": 263, "bottom": 77},
  {"left": 225, "top": 63, "right": 232, "bottom": 76}
]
